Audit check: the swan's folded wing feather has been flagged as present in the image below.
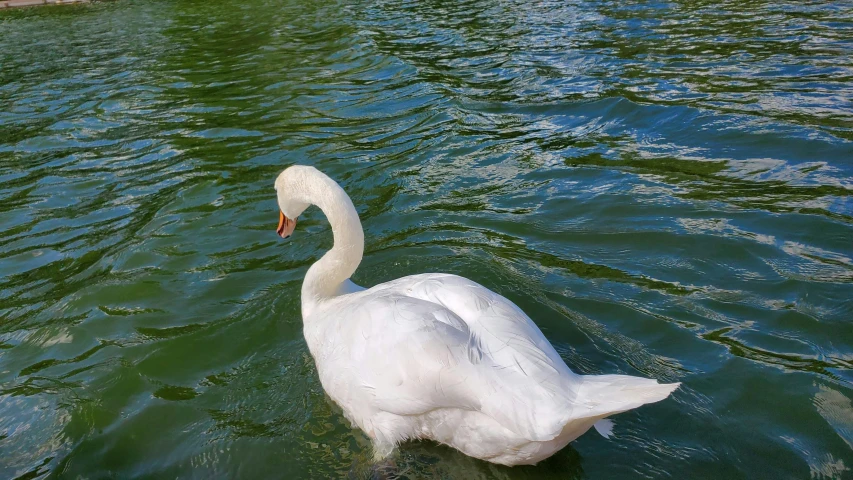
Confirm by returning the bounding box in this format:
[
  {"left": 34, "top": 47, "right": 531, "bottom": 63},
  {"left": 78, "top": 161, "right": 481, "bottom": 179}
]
[
  {"left": 334, "top": 294, "right": 482, "bottom": 416},
  {"left": 338, "top": 274, "right": 584, "bottom": 442},
  {"left": 401, "top": 274, "right": 576, "bottom": 385}
]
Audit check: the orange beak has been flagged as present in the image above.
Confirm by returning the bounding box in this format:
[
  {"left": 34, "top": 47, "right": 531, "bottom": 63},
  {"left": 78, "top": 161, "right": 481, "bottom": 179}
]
[{"left": 276, "top": 210, "right": 296, "bottom": 239}]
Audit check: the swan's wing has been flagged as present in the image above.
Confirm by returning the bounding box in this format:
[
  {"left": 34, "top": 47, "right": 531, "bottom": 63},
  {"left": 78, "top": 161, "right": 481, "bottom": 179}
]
[
  {"left": 397, "top": 273, "right": 576, "bottom": 388},
  {"left": 314, "top": 274, "right": 582, "bottom": 442},
  {"left": 311, "top": 292, "right": 479, "bottom": 416},
  {"left": 394, "top": 274, "right": 585, "bottom": 438}
]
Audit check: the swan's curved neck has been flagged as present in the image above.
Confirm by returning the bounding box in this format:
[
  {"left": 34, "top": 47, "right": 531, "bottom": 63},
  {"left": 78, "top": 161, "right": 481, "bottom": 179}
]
[{"left": 297, "top": 172, "right": 364, "bottom": 316}]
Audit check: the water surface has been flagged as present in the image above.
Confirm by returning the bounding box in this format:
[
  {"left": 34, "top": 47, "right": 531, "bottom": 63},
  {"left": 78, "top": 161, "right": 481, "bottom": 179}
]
[{"left": 1, "top": 0, "right": 852, "bottom": 478}]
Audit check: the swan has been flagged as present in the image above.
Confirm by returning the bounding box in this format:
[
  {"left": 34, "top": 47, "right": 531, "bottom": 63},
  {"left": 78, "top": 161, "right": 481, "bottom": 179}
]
[{"left": 274, "top": 165, "right": 679, "bottom": 466}]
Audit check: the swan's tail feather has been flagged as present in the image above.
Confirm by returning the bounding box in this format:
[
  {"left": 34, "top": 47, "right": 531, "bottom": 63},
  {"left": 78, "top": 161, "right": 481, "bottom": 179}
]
[
  {"left": 593, "top": 419, "right": 614, "bottom": 438},
  {"left": 576, "top": 374, "right": 680, "bottom": 419}
]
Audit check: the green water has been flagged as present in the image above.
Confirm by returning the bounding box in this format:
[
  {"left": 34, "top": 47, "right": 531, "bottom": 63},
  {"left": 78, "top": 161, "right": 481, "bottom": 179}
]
[{"left": 1, "top": 0, "right": 852, "bottom": 478}]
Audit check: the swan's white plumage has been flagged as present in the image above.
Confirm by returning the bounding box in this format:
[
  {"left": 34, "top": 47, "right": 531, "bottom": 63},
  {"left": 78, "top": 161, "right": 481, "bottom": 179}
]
[{"left": 275, "top": 166, "right": 679, "bottom": 466}]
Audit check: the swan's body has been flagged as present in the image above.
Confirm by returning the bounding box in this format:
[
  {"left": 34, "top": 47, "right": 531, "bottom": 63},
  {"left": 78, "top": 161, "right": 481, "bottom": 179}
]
[{"left": 275, "top": 166, "right": 679, "bottom": 466}]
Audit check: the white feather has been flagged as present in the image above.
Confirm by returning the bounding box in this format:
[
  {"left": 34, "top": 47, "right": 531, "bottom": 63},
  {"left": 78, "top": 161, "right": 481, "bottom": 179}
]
[{"left": 594, "top": 419, "right": 614, "bottom": 438}]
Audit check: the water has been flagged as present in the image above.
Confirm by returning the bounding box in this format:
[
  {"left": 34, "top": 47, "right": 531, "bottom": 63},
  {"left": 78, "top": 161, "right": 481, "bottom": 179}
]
[{"left": 1, "top": 0, "right": 852, "bottom": 478}]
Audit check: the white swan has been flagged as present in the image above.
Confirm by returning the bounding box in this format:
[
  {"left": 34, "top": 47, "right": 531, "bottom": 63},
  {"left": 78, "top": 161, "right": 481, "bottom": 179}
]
[{"left": 274, "top": 165, "right": 679, "bottom": 466}]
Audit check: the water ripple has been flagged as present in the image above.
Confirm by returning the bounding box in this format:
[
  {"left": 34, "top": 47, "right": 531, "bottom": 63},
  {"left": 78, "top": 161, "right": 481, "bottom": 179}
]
[{"left": 1, "top": 0, "right": 851, "bottom": 478}]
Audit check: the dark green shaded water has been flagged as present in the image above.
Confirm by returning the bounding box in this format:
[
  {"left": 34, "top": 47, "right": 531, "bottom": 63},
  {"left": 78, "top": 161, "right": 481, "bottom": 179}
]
[{"left": 1, "top": 0, "right": 852, "bottom": 478}]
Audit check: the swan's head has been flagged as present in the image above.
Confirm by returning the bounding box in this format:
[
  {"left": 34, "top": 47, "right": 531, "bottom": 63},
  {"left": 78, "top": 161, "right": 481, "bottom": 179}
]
[{"left": 274, "top": 166, "right": 312, "bottom": 239}]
